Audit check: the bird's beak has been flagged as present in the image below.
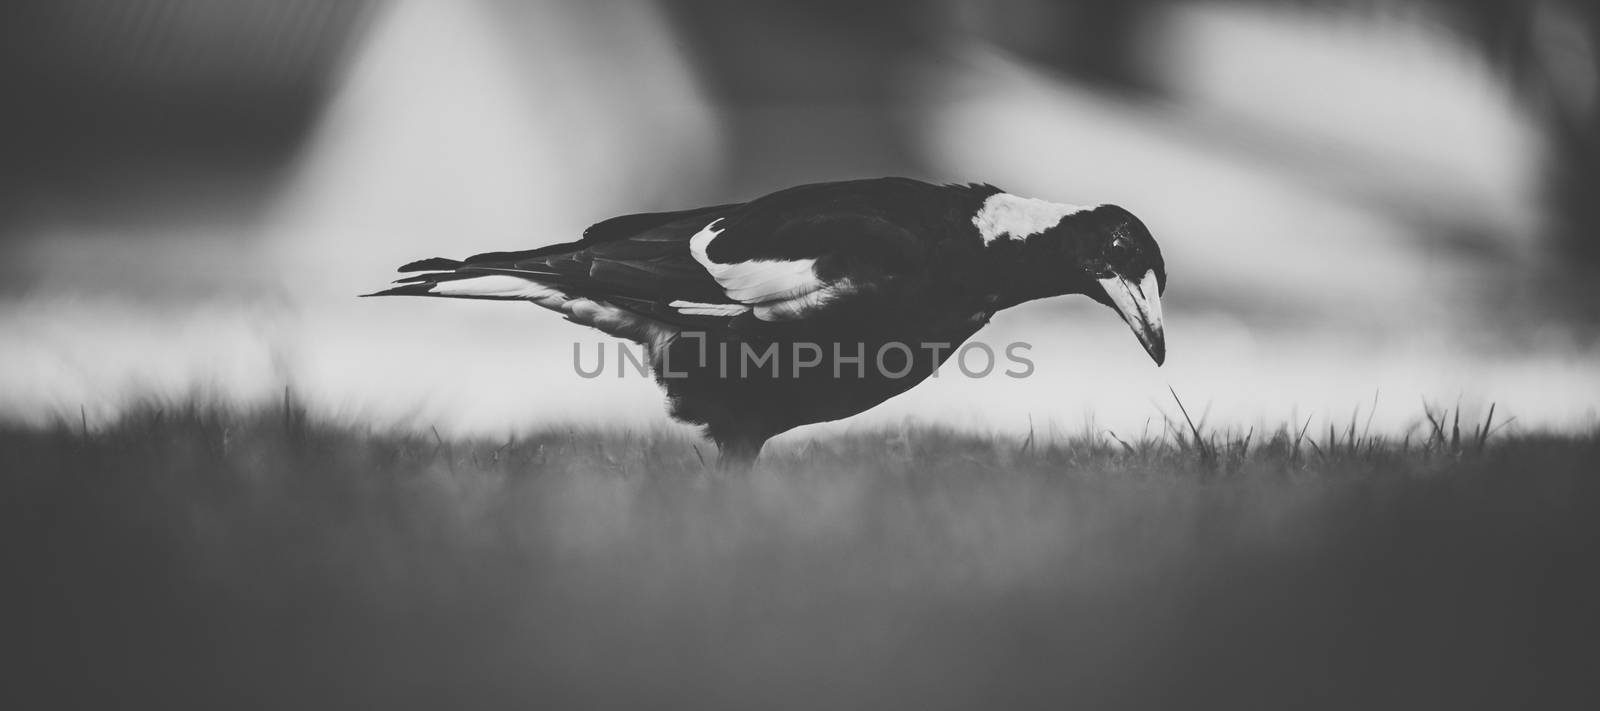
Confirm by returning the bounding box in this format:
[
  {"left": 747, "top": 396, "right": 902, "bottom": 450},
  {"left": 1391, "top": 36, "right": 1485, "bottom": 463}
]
[{"left": 1097, "top": 270, "right": 1165, "bottom": 365}]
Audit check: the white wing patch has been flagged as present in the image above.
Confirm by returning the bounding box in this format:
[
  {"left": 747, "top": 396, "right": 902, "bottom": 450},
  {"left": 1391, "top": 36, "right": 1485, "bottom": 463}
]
[
  {"left": 713, "top": 259, "right": 819, "bottom": 302},
  {"left": 972, "top": 193, "right": 1094, "bottom": 244},
  {"left": 689, "top": 219, "right": 850, "bottom": 321}
]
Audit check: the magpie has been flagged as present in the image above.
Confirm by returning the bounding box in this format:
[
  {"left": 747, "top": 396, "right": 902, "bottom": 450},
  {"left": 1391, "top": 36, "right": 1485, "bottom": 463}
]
[{"left": 365, "top": 178, "right": 1166, "bottom": 467}]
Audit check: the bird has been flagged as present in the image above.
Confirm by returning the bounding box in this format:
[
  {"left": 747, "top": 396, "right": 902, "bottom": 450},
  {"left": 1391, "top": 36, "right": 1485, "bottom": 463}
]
[{"left": 364, "top": 177, "right": 1166, "bottom": 467}]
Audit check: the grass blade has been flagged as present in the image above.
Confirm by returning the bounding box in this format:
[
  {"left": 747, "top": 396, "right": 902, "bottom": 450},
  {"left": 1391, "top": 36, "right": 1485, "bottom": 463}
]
[
  {"left": 1167, "top": 386, "right": 1214, "bottom": 464},
  {"left": 1476, "top": 403, "right": 1496, "bottom": 453},
  {"left": 1106, "top": 430, "right": 1136, "bottom": 455}
]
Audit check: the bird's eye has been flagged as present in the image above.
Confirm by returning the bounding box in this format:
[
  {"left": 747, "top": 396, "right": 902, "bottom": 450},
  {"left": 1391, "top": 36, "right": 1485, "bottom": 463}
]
[{"left": 1108, "top": 237, "right": 1132, "bottom": 259}]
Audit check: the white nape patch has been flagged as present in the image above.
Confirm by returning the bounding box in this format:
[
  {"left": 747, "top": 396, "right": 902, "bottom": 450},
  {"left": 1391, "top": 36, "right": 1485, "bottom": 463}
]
[
  {"left": 430, "top": 275, "right": 566, "bottom": 303},
  {"left": 689, "top": 219, "right": 837, "bottom": 320},
  {"left": 668, "top": 300, "right": 751, "bottom": 317},
  {"left": 972, "top": 193, "right": 1094, "bottom": 244}
]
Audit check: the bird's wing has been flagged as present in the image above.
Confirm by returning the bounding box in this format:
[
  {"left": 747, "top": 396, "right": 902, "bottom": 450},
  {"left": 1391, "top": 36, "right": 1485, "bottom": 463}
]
[
  {"left": 686, "top": 209, "right": 927, "bottom": 322},
  {"left": 366, "top": 186, "right": 935, "bottom": 337}
]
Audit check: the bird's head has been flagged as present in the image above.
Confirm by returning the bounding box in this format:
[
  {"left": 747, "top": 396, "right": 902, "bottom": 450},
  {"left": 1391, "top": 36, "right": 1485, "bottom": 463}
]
[
  {"left": 1067, "top": 205, "right": 1166, "bottom": 366},
  {"left": 979, "top": 197, "right": 1167, "bottom": 365}
]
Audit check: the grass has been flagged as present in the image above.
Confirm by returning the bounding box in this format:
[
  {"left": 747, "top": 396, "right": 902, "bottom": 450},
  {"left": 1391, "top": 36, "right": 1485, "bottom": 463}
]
[{"left": 3, "top": 403, "right": 1598, "bottom": 709}]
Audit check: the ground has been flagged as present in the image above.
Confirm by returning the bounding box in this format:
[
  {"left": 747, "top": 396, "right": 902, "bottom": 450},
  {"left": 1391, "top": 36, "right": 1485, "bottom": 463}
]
[{"left": 3, "top": 407, "right": 1598, "bottom": 709}]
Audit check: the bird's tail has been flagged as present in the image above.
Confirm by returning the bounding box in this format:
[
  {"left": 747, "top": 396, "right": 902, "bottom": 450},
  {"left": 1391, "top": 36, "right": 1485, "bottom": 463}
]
[
  {"left": 364, "top": 254, "right": 678, "bottom": 348},
  {"left": 361, "top": 257, "right": 563, "bottom": 302},
  {"left": 398, "top": 257, "right": 465, "bottom": 272}
]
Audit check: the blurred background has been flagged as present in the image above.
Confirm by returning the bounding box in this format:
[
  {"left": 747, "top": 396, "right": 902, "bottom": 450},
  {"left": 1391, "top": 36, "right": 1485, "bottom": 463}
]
[{"left": 4, "top": 0, "right": 1598, "bottom": 439}]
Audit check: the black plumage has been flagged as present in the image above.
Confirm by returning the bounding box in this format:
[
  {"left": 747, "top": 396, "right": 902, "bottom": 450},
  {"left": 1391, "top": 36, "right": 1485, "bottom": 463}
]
[{"left": 365, "top": 177, "right": 1168, "bottom": 466}]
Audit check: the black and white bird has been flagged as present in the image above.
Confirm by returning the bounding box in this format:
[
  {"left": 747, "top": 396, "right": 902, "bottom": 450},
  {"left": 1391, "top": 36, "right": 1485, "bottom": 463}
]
[{"left": 365, "top": 178, "right": 1166, "bottom": 466}]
